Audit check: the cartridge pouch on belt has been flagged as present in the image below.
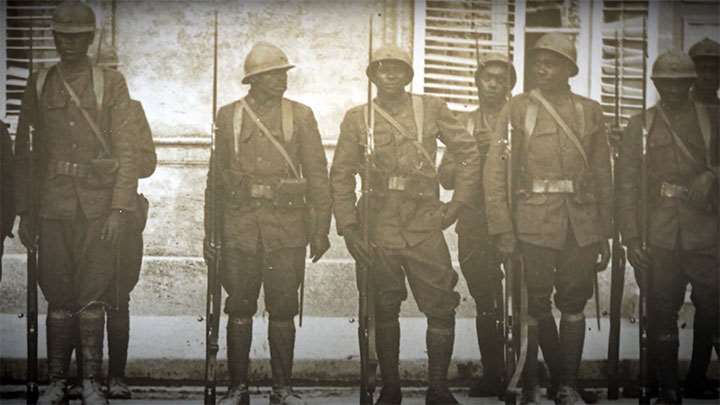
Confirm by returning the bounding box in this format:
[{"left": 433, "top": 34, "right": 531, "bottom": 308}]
[{"left": 50, "top": 160, "right": 92, "bottom": 178}]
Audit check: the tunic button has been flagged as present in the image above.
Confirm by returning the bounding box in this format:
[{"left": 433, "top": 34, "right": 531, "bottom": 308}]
[
  {"left": 72, "top": 143, "right": 78, "bottom": 149},
  {"left": 257, "top": 157, "right": 263, "bottom": 162},
  {"left": 69, "top": 121, "right": 75, "bottom": 127}
]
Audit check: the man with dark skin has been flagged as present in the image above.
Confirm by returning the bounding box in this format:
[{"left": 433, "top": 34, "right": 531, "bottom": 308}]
[
  {"left": 484, "top": 34, "right": 611, "bottom": 405},
  {"left": 683, "top": 37, "right": 720, "bottom": 400},
  {"left": 1, "top": 120, "right": 15, "bottom": 282},
  {"left": 14, "top": 2, "right": 137, "bottom": 404},
  {"left": 438, "top": 52, "right": 516, "bottom": 398},
  {"left": 331, "top": 45, "right": 481, "bottom": 405},
  {"left": 203, "top": 42, "right": 331, "bottom": 405},
  {"left": 619, "top": 50, "right": 719, "bottom": 405}
]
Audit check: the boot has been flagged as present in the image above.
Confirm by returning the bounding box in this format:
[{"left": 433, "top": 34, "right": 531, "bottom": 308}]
[
  {"left": 558, "top": 314, "right": 585, "bottom": 388},
  {"left": 537, "top": 314, "right": 561, "bottom": 399},
  {"left": 521, "top": 319, "right": 539, "bottom": 404},
  {"left": 78, "top": 306, "right": 108, "bottom": 405},
  {"left": 555, "top": 385, "right": 581, "bottom": 405},
  {"left": 268, "top": 320, "right": 305, "bottom": 405},
  {"left": 425, "top": 327, "right": 459, "bottom": 405},
  {"left": 684, "top": 320, "right": 718, "bottom": 400},
  {"left": 656, "top": 330, "right": 680, "bottom": 400},
  {"left": 107, "top": 307, "right": 132, "bottom": 399},
  {"left": 38, "top": 309, "right": 75, "bottom": 405},
  {"left": 468, "top": 313, "right": 504, "bottom": 398},
  {"left": 375, "top": 320, "right": 402, "bottom": 405},
  {"left": 219, "top": 316, "right": 253, "bottom": 405}
]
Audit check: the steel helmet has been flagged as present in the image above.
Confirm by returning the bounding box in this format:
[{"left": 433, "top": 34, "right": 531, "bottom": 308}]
[
  {"left": 530, "top": 33, "right": 578, "bottom": 77},
  {"left": 651, "top": 50, "right": 697, "bottom": 80},
  {"left": 242, "top": 42, "right": 295, "bottom": 84},
  {"left": 366, "top": 45, "right": 414, "bottom": 80},
  {"left": 52, "top": 1, "right": 96, "bottom": 34},
  {"left": 96, "top": 46, "right": 120, "bottom": 68},
  {"left": 689, "top": 37, "right": 720, "bottom": 60},
  {"left": 475, "top": 52, "right": 517, "bottom": 89}
]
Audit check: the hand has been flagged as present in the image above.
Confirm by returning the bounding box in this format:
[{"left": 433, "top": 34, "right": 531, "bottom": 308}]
[
  {"left": 495, "top": 232, "right": 516, "bottom": 258},
  {"left": 203, "top": 238, "right": 220, "bottom": 265},
  {"left": 626, "top": 238, "right": 651, "bottom": 273},
  {"left": 688, "top": 171, "right": 716, "bottom": 208},
  {"left": 343, "top": 225, "right": 372, "bottom": 266},
  {"left": 19, "top": 214, "right": 38, "bottom": 250},
  {"left": 309, "top": 234, "right": 330, "bottom": 263},
  {"left": 100, "top": 210, "right": 126, "bottom": 246},
  {"left": 440, "top": 201, "right": 464, "bottom": 230},
  {"left": 595, "top": 240, "right": 611, "bottom": 272}
]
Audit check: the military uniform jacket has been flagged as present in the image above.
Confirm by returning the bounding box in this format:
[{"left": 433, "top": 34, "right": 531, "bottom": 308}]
[
  {"left": 123, "top": 99, "right": 157, "bottom": 179},
  {"left": 438, "top": 105, "right": 502, "bottom": 237},
  {"left": 484, "top": 89, "right": 613, "bottom": 250},
  {"left": 1, "top": 121, "right": 14, "bottom": 238},
  {"left": 205, "top": 95, "right": 331, "bottom": 253},
  {"left": 14, "top": 59, "right": 138, "bottom": 220},
  {"left": 331, "top": 93, "right": 481, "bottom": 249},
  {"left": 618, "top": 101, "right": 719, "bottom": 251}
]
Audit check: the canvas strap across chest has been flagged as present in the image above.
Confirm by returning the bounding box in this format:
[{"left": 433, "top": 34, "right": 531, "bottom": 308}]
[{"left": 232, "top": 98, "right": 299, "bottom": 179}]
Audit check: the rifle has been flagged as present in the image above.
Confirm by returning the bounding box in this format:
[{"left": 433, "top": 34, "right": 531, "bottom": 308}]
[
  {"left": 358, "top": 14, "right": 377, "bottom": 405},
  {"left": 637, "top": 16, "right": 651, "bottom": 405},
  {"left": 203, "top": 11, "right": 222, "bottom": 405},
  {"left": 26, "top": 24, "right": 39, "bottom": 405},
  {"left": 607, "top": 25, "right": 628, "bottom": 401}
]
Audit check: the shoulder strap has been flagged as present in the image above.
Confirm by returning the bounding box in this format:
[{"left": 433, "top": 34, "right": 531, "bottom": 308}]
[
  {"left": 36, "top": 67, "right": 50, "bottom": 98},
  {"left": 374, "top": 102, "right": 437, "bottom": 172},
  {"left": 411, "top": 95, "right": 424, "bottom": 143},
  {"left": 233, "top": 102, "right": 244, "bottom": 156},
  {"left": 529, "top": 89, "right": 590, "bottom": 168},
  {"left": 56, "top": 65, "right": 111, "bottom": 157},
  {"left": 92, "top": 65, "right": 104, "bottom": 112},
  {"left": 466, "top": 115, "right": 475, "bottom": 136},
  {"left": 239, "top": 98, "right": 301, "bottom": 179},
  {"left": 524, "top": 100, "right": 539, "bottom": 139},
  {"left": 657, "top": 105, "right": 709, "bottom": 169},
  {"left": 281, "top": 98, "right": 294, "bottom": 144}
]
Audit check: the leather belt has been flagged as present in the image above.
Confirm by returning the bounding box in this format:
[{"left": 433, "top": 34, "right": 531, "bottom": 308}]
[
  {"left": 660, "top": 182, "right": 689, "bottom": 200},
  {"left": 50, "top": 160, "right": 91, "bottom": 178},
  {"left": 249, "top": 184, "right": 274, "bottom": 200},
  {"left": 531, "top": 179, "right": 575, "bottom": 194},
  {"left": 387, "top": 176, "right": 409, "bottom": 191}
]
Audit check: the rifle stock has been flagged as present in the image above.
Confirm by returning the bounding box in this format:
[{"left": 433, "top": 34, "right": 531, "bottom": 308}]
[{"left": 204, "top": 11, "right": 222, "bottom": 405}]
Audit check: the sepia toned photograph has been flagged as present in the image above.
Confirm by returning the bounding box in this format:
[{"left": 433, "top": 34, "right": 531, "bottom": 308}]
[{"left": 0, "top": 0, "right": 718, "bottom": 404}]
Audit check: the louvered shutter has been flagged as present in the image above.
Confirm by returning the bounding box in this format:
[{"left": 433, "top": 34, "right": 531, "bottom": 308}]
[
  {"left": 414, "top": 0, "right": 515, "bottom": 111},
  {"left": 599, "top": 1, "right": 649, "bottom": 128},
  {"left": 5, "top": 1, "right": 61, "bottom": 133}
]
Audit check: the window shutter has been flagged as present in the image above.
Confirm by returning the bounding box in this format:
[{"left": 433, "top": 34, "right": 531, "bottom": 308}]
[
  {"left": 599, "top": 0, "right": 649, "bottom": 129},
  {"left": 415, "top": 0, "right": 515, "bottom": 111},
  {"left": 5, "top": 1, "right": 61, "bottom": 133}
]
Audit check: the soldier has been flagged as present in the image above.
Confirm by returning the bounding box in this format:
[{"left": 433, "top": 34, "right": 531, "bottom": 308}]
[
  {"left": 619, "top": 50, "right": 719, "bottom": 405},
  {"left": 95, "top": 46, "right": 156, "bottom": 399},
  {"left": 684, "top": 37, "right": 720, "bottom": 400},
  {"left": 331, "top": 45, "right": 481, "bottom": 405},
  {"left": 1, "top": 120, "right": 15, "bottom": 282},
  {"left": 437, "top": 52, "right": 516, "bottom": 398},
  {"left": 484, "top": 33, "right": 611, "bottom": 405},
  {"left": 14, "top": 1, "right": 138, "bottom": 404},
  {"left": 203, "top": 42, "right": 331, "bottom": 405}
]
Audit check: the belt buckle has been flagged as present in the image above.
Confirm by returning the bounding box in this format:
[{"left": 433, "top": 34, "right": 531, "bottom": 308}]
[
  {"left": 250, "top": 184, "right": 273, "bottom": 199},
  {"left": 388, "top": 176, "right": 407, "bottom": 191},
  {"left": 532, "top": 179, "right": 574, "bottom": 194},
  {"left": 660, "top": 182, "right": 688, "bottom": 199}
]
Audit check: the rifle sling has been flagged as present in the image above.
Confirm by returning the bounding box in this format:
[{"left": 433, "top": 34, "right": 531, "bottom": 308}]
[
  {"left": 656, "top": 104, "right": 712, "bottom": 171},
  {"left": 237, "top": 98, "right": 301, "bottom": 179}
]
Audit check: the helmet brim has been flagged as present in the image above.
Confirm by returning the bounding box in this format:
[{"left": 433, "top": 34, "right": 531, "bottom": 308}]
[
  {"left": 365, "top": 59, "right": 414, "bottom": 80},
  {"left": 52, "top": 23, "right": 96, "bottom": 34},
  {"left": 242, "top": 64, "right": 295, "bottom": 84}
]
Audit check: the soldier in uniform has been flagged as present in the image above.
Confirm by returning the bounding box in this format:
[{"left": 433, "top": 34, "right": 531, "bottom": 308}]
[
  {"left": 331, "top": 45, "right": 481, "bottom": 405},
  {"left": 95, "top": 46, "right": 156, "bottom": 399},
  {"left": 684, "top": 37, "right": 720, "bottom": 400},
  {"left": 619, "top": 50, "right": 719, "bottom": 405},
  {"left": 437, "top": 52, "right": 516, "bottom": 398},
  {"left": 14, "top": 2, "right": 138, "bottom": 404},
  {"left": 1, "top": 120, "right": 15, "bottom": 282},
  {"left": 484, "top": 34, "right": 611, "bottom": 405},
  {"left": 203, "top": 42, "right": 331, "bottom": 405}
]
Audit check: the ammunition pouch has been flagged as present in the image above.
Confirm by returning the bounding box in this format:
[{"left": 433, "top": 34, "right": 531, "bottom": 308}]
[
  {"left": 273, "top": 178, "right": 307, "bottom": 208},
  {"left": 50, "top": 160, "right": 92, "bottom": 178},
  {"left": 134, "top": 193, "right": 150, "bottom": 232},
  {"left": 370, "top": 173, "right": 437, "bottom": 200},
  {"left": 86, "top": 158, "right": 119, "bottom": 188},
  {"left": 572, "top": 173, "right": 596, "bottom": 204},
  {"left": 223, "top": 171, "right": 307, "bottom": 209}
]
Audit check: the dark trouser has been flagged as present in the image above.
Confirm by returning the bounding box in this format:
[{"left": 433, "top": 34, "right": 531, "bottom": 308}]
[
  {"left": 520, "top": 238, "right": 600, "bottom": 388},
  {"left": 647, "top": 245, "right": 718, "bottom": 392},
  {"left": 458, "top": 231, "right": 504, "bottom": 383}
]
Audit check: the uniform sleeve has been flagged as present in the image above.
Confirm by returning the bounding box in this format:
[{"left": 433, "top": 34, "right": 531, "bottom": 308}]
[
  {"left": 133, "top": 101, "right": 157, "bottom": 179},
  {"left": 13, "top": 73, "right": 39, "bottom": 216},
  {"left": 617, "top": 114, "right": 643, "bottom": 244},
  {"left": 107, "top": 73, "right": 138, "bottom": 211},
  {"left": 298, "top": 106, "right": 332, "bottom": 237},
  {"left": 1, "top": 123, "right": 15, "bottom": 238},
  {"left": 589, "top": 102, "right": 613, "bottom": 239},
  {"left": 483, "top": 102, "right": 513, "bottom": 236},
  {"left": 437, "top": 151, "right": 456, "bottom": 190},
  {"left": 330, "top": 111, "right": 363, "bottom": 236},
  {"left": 434, "top": 99, "right": 481, "bottom": 205},
  {"left": 204, "top": 106, "right": 230, "bottom": 240}
]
